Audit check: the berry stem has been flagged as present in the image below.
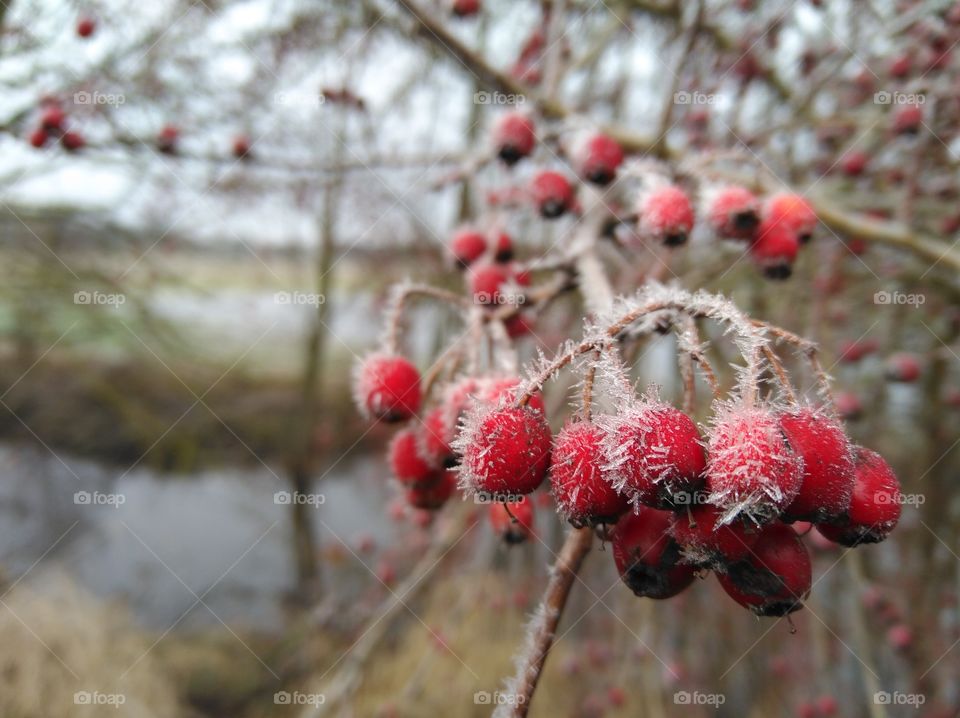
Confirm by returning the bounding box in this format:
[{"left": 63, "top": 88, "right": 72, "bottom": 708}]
[{"left": 498, "top": 526, "right": 594, "bottom": 717}]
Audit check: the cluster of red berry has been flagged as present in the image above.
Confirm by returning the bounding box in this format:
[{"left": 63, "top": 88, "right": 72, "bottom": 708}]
[
  {"left": 354, "top": 320, "right": 901, "bottom": 619},
  {"left": 27, "top": 99, "right": 85, "bottom": 152}
]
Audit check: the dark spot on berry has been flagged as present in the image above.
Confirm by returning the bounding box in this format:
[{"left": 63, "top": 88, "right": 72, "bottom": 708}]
[
  {"left": 764, "top": 263, "right": 793, "bottom": 280},
  {"left": 798, "top": 232, "right": 812, "bottom": 244},
  {"left": 733, "top": 210, "right": 759, "bottom": 231},
  {"left": 586, "top": 168, "right": 615, "bottom": 186},
  {"left": 663, "top": 231, "right": 688, "bottom": 247},
  {"left": 540, "top": 199, "right": 567, "bottom": 219},
  {"left": 494, "top": 248, "right": 514, "bottom": 263},
  {"left": 498, "top": 145, "right": 523, "bottom": 166}
]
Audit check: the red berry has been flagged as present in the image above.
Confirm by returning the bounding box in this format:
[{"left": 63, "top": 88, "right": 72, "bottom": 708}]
[
  {"left": 885, "top": 352, "right": 921, "bottom": 382},
  {"left": 550, "top": 421, "right": 629, "bottom": 527},
  {"left": 717, "top": 521, "right": 812, "bottom": 616},
  {"left": 764, "top": 193, "right": 818, "bottom": 243},
  {"left": 418, "top": 406, "right": 455, "bottom": 469},
  {"left": 638, "top": 185, "right": 695, "bottom": 246},
  {"left": 886, "top": 623, "right": 913, "bottom": 652},
  {"left": 892, "top": 105, "right": 923, "bottom": 135},
  {"left": 157, "top": 124, "right": 179, "bottom": 154},
  {"left": 492, "top": 112, "right": 535, "bottom": 165},
  {"left": 707, "top": 186, "right": 760, "bottom": 239},
  {"left": 530, "top": 170, "right": 575, "bottom": 219},
  {"left": 816, "top": 447, "right": 901, "bottom": 546},
  {"left": 468, "top": 262, "right": 528, "bottom": 308},
  {"left": 611, "top": 506, "right": 696, "bottom": 599},
  {"left": 475, "top": 375, "right": 545, "bottom": 413},
  {"left": 780, "top": 409, "right": 856, "bottom": 523},
  {"left": 233, "top": 135, "right": 251, "bottom": 159},
  {"left": 354, "top": 353, "right": 422, "bottom": 422},
  {"left": 450, "top": 0, "right": 480, "bottom": 17},
  {"left": 492, "top": 231, "right": 514, "bottom": 262},
  {"left": 456, "top": 405, "right": 551, "bottom": 497},
  {"left": 404, "top": 469, "right": 456, "bottom": 510},
  {"left": 816, "top": 695, "right": 838, "bottom": 716},
  {"left": 750, "top": 217, "right": 800, "bottom": 280},
  {"left": 40, "top": 105, "right": 65, "bottom": 131},
  {"left": 603, "top": 402, "right": 706, "bottom": 509},
  {"left": 504, "top": 313, "right": 535, "bottom": 339},
  {"left": 889, "top": 54, "right": 912, "bottom": 78},
  {"left": 28, "top": 128, "right": 48, "bottom": 148},
  {"left": 840, "top": 151, "right": 869, "bottom": 177},
  {"left": 77, "top": 17, "right": 96, "bottom": 38},
  {"left": 488, "top": 499, "right": 535, "bottom": 543},
  {"left": 834, "top": 391, "right": 863, "bottom": 421},
  {"left": 671, "top": 502, "right": 760, "bottom": 568},
  {"left": 389, "top": 428, "right": 437, "bottom": 487},
  {"left": 573, "top": 132, "right": 624, "bottom": 186},
  {"left": 61, "top": 131, "right": 85, "bottom": 151},
  {"left": 449, "top": 228, "right": 487, "bottom": 268},
  {"left": 705, "top": 405, "right": 803, "bottom": 524}
]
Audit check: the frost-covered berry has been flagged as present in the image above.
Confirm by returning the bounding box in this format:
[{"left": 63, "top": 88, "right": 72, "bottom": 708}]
[
  {"left": 389, "top": 428, "right": 437, "bottom": 487},
  {"left": 602, "top": 401, "right": 706, "bottom": 509},
  {"left": 717, "top": 521, "right": 812, "bottom": 617},
  {"left": 750, "top": 218, "right": 800, "bottom": 279},
  {"left": 354, "top": 353, "right": 422, "bottom": 422},
  {"left": 885, "top": 352, "right": 921, "bottom": 382},
  {"left": 551, "top": 421, "right": 630, "bottom": 527},
  {"left": 573, "top": 132, "right": 624, "bottom": 186},
  {"left": 705, "top": 405, "right": 804, "bottom": 525},
  {"left": 488, "top": 498, "right": 535, "bottom": 544},
  {"left": 816, "top": 448, "right": 901, "bottom": 546},
  {"left": 450, "top": 228, "right": 488, "bottom": 268},
  {"left": 638, "top": 185, "right": 695, "bottom": 246},
  {"left": 492, "top": 112, "right": 536, "bottom": 165},
  {"left": 405, "top": 470, "right": 456, "bottom": 510},
  {"left": 707, "top": 186, "right": 760, "bottom": 239},
  {"left": 468, "top": 262, "right": 529, "bottom": 308},
  {"left": 764, "top": 193, "right": 818, "bottom": 243},
  {"left": 780, "top": 409, "right": 856, "bottom": 523},
  {"left": 531, "top": 170, "right": 575, "bottom": 218},
  {"left": 612, "top": 506, "right": 696, "bottom": 599},
  {"left": 671, "top": 502, "right": 759, "bottom": 568},
  {"left": 456, "top": 405, "right": 551, "bottom": 496},
  {"left": 476, "top": 375, "right": 545, "bottom": 413}
]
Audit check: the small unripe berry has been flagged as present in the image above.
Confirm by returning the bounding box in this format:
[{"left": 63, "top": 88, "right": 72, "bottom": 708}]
[
  {"left": 816, "top": 447, "right": 901, "bottom": 546},
  {"left": 892, "top": 105, "right": 923, "bottom": 135},
  {"left": 707, "top": 186, "right": 760, "bottom": 239},
  {"left": 449, "top": 228, "right": 487, "bottom": 268},
  {"left": 77, "top": 17, "right": 96, "bottom": 38},
  {"left": 764, "top": 193, "right": 818, "bottom": 243},
  {"left": 492, "top": 112, "right": 535, "bottom": 166},
  {"left": 671, "top": 502, "right": 760, "bottom": 568},
  {"left": 750, "top": 217, "right": 800, "bottom": 279},
  {"left": 780, "top": 409, "right": 856, "bottom": 523},
  {"left": 389, "top": 428, "right": 437, "bottom": 488},
  {"left": 551, "top": 421, "right": 629, "bottom": 527},
  {"left": 611, "top": 506, "right": 696, "bottom": 599},
  {"left": 705, "top": 405, "right": 804, "bottom": 524},
  {"left": 530, "top": 170, "right": 575, "bottom": 218},
  {"left": 61, "top": 131, "right": 85, "bottom": 151},
  {"left": 404, "top": 469, "right": 456, "bottom": 510},
  {"left": 603, "top": 402, "right": 706, "bottom": 509},
  {"left": 573, "top": 133, "right": 624, "bottom": 186},
  {"left": 717, "top": 521, "right": 812, "bottom": 616},
  {"left": 638, "top": 185, "right": 695, "bottom": 246},
  {"left": 354, "top": 353, "right": 422, "bottom": 422},
  {"left": 28, "top": 128, "right": 48, "bottom": 148},
  {"left": 885, "top": 352, "right": 921, "bottom": 382},
  {"left": 456, "top": 405, "right": 551, "bottom": 496},
  {"left": 488, "top": 499, "right": 535, "bottom": 544}
]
